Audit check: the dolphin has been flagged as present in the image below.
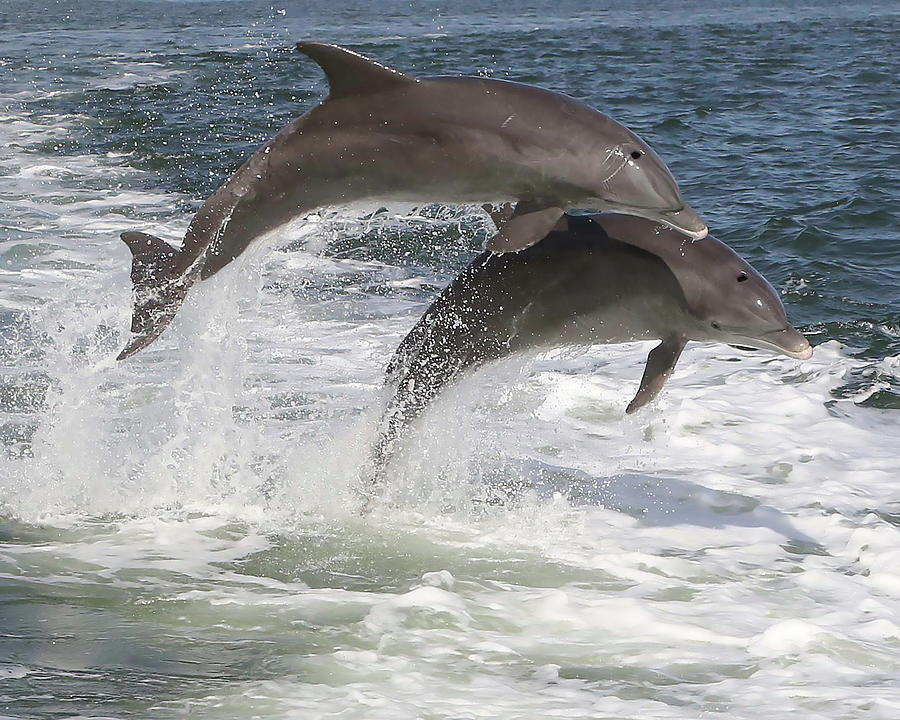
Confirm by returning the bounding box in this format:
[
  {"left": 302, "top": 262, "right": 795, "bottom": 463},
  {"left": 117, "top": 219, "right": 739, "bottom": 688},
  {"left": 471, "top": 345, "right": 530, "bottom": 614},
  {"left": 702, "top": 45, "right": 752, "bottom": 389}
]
[
  {"left": 368, "top": 212, "right": 811, "bottom": 484},
  {"left": 118, "top": 42, "right": 708, "bottom": 359}
]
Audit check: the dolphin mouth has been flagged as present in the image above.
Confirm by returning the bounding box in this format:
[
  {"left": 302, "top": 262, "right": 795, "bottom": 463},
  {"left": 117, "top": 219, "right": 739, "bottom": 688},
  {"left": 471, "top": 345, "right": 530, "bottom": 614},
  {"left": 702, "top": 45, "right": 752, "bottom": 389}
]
[
  {"left": 739, "top": 327, "right": 813, "bottom": 360},
  {"left": 654, "top": 205, "right": 708, "bottom": 240},
  {"left": 588, "top": 201, "right": 709, "bottom": 239}
]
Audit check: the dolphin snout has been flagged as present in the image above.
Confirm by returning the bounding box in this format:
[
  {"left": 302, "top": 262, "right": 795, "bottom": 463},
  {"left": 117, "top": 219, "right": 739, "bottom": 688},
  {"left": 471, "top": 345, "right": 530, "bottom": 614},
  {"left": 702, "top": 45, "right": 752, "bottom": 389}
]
[
  {"left": 655, "top": 204, "right": 708, "bottom": 240},
  {"left": 760, "top": 327, "right": 813, "bottom": 360}
]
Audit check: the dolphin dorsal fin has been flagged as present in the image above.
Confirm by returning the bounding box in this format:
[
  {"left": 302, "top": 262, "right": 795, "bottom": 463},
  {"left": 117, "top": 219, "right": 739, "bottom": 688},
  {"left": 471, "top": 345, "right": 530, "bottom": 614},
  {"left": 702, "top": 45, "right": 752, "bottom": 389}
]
[{"left": 296, "top": 42, "right": 415, "bottom": 98}]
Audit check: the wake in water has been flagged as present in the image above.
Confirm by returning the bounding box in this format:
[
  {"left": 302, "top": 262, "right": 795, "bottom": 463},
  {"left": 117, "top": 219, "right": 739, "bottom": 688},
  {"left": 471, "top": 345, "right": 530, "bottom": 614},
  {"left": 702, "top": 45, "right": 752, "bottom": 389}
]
[
  {"left": 1, "top": 100, "right": 897, "bottom": 526},
  {"left": 2, "top": 134, "right": 895, "bottom": 525}
]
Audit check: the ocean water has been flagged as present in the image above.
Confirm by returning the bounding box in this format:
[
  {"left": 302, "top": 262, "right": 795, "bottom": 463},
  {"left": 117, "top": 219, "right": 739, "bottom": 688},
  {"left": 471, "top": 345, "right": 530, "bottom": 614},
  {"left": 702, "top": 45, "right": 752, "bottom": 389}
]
[{"left": 1, "top": 1, "right": 899, "bottom": 718}]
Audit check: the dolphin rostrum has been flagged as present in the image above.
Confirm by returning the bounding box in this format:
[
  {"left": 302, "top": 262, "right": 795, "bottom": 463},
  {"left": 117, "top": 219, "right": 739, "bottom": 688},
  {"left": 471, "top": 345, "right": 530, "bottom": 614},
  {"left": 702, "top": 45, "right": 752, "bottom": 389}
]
[
  {"left": 368, "top": 212, "right": 811, "bottom": 485},
  {"left": 118, "top": 42, "right": 708, "bottom": 359}
]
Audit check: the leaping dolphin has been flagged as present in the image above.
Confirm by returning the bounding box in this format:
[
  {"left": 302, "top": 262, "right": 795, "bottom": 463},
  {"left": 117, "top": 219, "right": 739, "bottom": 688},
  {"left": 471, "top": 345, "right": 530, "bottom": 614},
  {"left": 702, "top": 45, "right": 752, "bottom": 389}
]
[
  {"left": 368, "top": 212, "right": 811, "bottom": 487},
  {"left": 118, "top": 42, "right": 708, "bottom": 359}
]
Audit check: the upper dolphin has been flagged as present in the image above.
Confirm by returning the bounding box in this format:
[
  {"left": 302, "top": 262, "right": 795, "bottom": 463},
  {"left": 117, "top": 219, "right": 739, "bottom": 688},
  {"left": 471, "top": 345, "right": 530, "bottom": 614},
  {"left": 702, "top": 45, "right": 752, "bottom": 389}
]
[{"left": 117, "top": 42, "right": 708, "bottom": 359}]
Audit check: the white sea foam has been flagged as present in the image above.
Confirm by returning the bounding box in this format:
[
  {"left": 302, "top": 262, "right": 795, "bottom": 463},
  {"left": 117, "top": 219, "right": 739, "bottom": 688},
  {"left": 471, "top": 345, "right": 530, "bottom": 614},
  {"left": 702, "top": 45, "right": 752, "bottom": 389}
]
[{"left": 87, "top": 62, "right": 187, "bottom": 91}]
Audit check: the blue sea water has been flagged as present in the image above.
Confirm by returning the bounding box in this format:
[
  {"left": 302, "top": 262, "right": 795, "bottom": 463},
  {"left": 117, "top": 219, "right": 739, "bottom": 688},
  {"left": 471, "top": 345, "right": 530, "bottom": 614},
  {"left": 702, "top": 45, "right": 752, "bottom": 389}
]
[{"left": 0, "top": 2, "right": 898, "bottom": 718}]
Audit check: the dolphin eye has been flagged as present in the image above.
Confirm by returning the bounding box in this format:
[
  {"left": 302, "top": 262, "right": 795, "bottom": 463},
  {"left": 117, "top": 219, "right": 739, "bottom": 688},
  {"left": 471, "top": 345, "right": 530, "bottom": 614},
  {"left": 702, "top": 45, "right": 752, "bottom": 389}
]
[
  {"left": 630, "top": 150, "right": 643, "bottom": 160},
  {"left": 711, "top": 321, "right": 721, "bottom": 330},
  {"left": 737, "top": 272, "right": 748, "bottom": 282}
]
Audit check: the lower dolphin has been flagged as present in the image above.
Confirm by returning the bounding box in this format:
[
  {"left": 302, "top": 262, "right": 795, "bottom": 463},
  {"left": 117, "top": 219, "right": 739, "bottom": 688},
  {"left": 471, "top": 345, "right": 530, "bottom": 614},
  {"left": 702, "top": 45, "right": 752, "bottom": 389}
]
[{"left": 367, "top": 213, "right": 811, "bottom": 488}]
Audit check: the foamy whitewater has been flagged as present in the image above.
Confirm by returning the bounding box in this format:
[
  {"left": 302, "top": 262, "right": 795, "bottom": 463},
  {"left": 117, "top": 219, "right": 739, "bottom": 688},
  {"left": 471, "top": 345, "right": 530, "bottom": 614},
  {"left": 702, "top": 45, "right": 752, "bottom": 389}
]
[{"left": 2, "top": 2, "right": 899, "bottom": 718}]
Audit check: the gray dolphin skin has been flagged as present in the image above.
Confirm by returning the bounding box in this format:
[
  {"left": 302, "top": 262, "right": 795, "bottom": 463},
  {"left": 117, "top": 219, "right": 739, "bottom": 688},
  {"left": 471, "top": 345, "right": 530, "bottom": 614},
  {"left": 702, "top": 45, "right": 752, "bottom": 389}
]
[
  {"left": 368, "top": 213, "right": 811, "bottom": 484},
  {"left": 118, "top": 42, "right": 708, "bottom": 359}
]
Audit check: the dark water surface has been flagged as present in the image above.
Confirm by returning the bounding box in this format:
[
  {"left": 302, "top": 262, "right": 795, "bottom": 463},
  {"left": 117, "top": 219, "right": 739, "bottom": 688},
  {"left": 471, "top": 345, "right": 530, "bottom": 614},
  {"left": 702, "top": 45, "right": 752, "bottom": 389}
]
[{"left": 4, "top": 1, "right": 897, "bottom": 358}]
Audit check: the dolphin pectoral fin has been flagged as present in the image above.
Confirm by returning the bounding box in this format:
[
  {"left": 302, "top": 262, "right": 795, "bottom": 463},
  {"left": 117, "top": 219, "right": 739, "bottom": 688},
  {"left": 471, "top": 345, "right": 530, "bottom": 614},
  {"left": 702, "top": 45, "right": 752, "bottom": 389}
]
[
  {"left": 486, "top": 202, "right": 564, "bottom": 253},
  {"left": 117, "top": 231, "right": 190, "bottom": 360},
  {"left": 626, "top": 336, "right": 686, "bottom": 414},
  {"left": 482, "top": 202, "right": 517, "bottom": 229},
  {"left": 295, "top": 42, "right": 416, "bottom": 98}
]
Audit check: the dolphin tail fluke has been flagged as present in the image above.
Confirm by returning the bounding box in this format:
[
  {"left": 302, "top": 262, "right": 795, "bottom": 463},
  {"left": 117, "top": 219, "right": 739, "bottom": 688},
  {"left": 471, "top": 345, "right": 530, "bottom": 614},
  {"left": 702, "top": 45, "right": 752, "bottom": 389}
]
[{"left": 117, "top": 231, "right": 187, "bottom": 361}]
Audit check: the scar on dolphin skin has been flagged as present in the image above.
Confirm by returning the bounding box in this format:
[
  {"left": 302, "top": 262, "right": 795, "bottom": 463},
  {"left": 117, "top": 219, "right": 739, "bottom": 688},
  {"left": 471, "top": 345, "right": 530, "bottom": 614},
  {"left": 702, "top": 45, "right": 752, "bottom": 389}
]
[
  {"left": 117, "top": 42, "right": 708, "bottom": 359},
  {"left": 360, "top": 212, "right": 811, "bottom": 504}
]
